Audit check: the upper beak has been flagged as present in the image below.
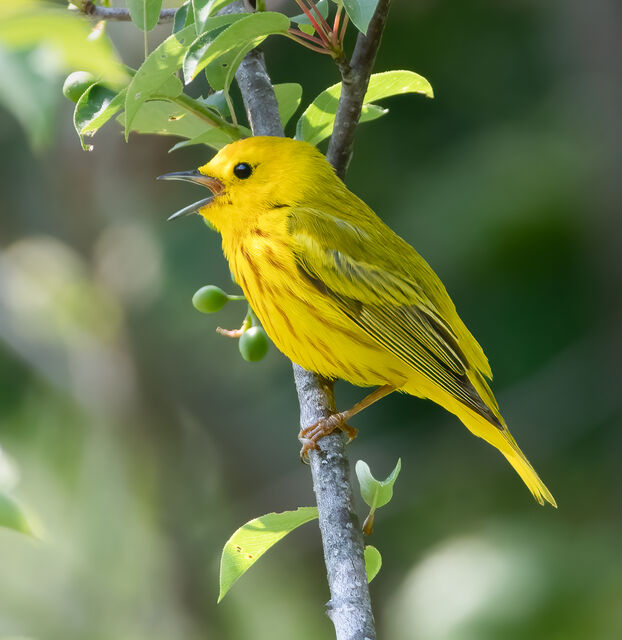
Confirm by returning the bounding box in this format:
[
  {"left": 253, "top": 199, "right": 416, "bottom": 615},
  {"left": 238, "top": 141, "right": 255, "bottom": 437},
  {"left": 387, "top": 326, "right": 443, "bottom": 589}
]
[{"left": 157, "top": 170, "right": 225, "bottom": 221}]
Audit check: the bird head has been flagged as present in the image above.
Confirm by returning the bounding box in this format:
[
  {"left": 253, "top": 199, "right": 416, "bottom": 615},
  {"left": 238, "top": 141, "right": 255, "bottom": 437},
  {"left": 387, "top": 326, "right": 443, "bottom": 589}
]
[{"left": 158, "top": 136, "right": 335, "bottom": 235}]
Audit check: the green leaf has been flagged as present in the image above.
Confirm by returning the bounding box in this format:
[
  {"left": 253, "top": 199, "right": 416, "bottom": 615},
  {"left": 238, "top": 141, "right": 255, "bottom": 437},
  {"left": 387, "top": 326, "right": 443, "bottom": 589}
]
[
  {"left": 181, "top": 14, "right": 244, "bottom": 87},
  {"left": 119, "top": 99, "right": 208, "bottom": 139},
  {"left": 173, "top": 1, "right": 194, "bottom": 34},
  {"left": 0, "top": 492, "right": 34, "bottom": 537},
  {"left": 206, "top": 41, "right": 252, "bottom": 94},
  {"left": 183, "top": 11, "right": 290, "bottom": 83},
  {"left": 202, "top": 90, "right": 231, "bottom": 117},
  {"left": 74, "top": 84, "right": 125, "bottom": 150},
  {"left": 0, "top": 1, "right": 128, "bottom": 86},
  {"left": 298, "top": 24, "right": 315, "bottom": 36},
  {"left": 120, "top": 94, "right": 244, "bottom": 143},
  {"left": 0, "top": 45, "right": 59, "bottom": 150},
  {"left": 274, "top": 83, "right": 303, "bottom": 128},
  {"left": 343, "top": 0, "right": 379, "bottom": 34},
  {"left": 124, "top": 25, "right": 195, "bottom": 137},
  {"left": 364, "top": 545, "right": 382, "bottom": 583},
  {"left": 127, "top": 0, "right": 163, "bottom": 32},
  {"left": 192, "top": 0, "right": 237, "bottom": 34},
  {"left": 218, "top": 507, "right": 318, "bottom": 602},
  {"left": 364, "top": 69, "right": 434, "bottom": 102},
  {"left": 296, "top": 70, "right": 433, "bottom": 146},
  {"left": 356, "top": 458, "right": 401, "bottom": 510},
  {"left": 360, "top": 103, "right": 388, "bottom": 124},
  {"left": 192, "top": 0, "right": 210, "bottom": 34}
]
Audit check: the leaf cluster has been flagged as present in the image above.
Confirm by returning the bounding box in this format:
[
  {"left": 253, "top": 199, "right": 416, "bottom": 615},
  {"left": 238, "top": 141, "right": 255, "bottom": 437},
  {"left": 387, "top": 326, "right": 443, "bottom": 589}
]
[
  {"left": 75, "top": 3, "right": 433, "bottom": 153},
  {"left": 0, "top": 1, "right": 433, "bottom": 153}
]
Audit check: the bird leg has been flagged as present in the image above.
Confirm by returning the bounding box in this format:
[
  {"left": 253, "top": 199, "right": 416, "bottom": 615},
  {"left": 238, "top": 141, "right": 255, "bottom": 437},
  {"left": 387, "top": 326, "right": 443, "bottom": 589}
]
[{"left": 299, "top": 385, "right": 396, "bottom": 461}]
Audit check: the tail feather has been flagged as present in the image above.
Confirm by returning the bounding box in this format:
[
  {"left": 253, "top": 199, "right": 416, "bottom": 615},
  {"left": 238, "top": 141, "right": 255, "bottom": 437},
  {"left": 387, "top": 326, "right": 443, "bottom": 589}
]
[
  {"left": 402, "top": 374, "right": 556, "bottom": 506},
  {"left": 457, "top": 405, "right": 557, "bottom": 507},
  {"left": 498, "top": 431, "right": 557, "bottom": 507}
]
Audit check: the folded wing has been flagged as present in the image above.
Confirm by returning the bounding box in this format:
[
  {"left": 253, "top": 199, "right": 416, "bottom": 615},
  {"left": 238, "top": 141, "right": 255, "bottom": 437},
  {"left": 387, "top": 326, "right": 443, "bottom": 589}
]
[{"left": 287, "top": 206, "right": 502, "bottom": 427}]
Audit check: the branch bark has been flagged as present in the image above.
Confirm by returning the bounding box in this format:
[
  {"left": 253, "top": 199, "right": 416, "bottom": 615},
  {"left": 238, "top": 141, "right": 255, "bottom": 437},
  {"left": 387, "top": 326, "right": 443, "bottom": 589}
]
[
  {"left": 327, "top": 0, "right": 392, "bottom": 178},
  {"left": 76, "top": 3, "right": 177, "bottom": 23},
  {"left": 226, "top": 2, "right": 392, "bottom": 639}
]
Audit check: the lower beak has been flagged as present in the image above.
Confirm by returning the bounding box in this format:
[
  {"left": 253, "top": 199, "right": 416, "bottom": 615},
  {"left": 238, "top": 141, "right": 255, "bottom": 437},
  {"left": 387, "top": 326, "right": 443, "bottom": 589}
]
[{"left": 157, "top": 170, "right": 225, "bottom": 221}]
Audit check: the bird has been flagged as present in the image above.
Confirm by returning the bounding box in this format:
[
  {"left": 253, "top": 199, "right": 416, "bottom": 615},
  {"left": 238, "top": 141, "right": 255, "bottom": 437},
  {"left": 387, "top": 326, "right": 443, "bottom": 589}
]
[{"left": 159, "top": 136, "right": 556, "bottom": 507}]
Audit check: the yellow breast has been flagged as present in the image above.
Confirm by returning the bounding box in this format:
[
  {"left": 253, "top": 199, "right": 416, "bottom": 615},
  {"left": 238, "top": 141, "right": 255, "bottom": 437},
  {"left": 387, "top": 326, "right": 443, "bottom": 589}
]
[{"left": 223, "top": 216, "right": 404, "bottom": 388}]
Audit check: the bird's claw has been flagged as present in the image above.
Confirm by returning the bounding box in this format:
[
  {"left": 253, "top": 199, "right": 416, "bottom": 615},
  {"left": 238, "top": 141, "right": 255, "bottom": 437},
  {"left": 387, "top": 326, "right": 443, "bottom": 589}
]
[
  {"left": 298, "top": 413, "right": 358, "bottom": 463},
  {"left": 298, "top": 438, "right": 316, "bottom": 464}
]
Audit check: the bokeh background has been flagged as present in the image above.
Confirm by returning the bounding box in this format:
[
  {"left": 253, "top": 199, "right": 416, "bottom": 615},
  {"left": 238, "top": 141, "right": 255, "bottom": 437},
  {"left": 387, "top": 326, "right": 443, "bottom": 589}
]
[{"left": 1, "top": 1, "right": 621, "bottom": 639}]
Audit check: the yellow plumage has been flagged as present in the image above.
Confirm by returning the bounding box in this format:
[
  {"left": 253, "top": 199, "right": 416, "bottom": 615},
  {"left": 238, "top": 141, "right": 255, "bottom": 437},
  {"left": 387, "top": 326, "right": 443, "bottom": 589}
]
[{"left": 177, "top": 136, "right": 555, "bottom": 507}]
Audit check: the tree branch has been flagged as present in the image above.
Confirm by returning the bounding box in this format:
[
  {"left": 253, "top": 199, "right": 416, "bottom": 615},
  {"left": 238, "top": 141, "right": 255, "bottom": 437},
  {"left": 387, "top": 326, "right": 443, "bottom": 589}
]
[
  {"left": 231, "top": 2, "right": 392, "bottom": 638},
  {"left": 292, "top": 368, "right": 375, "bottom": 640},
  {"left": 75, "top": 2, "right": 176, "bottom": 24},
  {"left": 327, "top": 0, "right": 392, "bottom": 178}
]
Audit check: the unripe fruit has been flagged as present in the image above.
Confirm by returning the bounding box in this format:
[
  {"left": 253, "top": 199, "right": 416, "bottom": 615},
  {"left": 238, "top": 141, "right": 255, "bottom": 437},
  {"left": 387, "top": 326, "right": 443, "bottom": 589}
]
[
  {"left": 192, "top": 285, "right": 228, "bottom": 313},
  {"left": 62, "top": 71, "right": 96, "bottom": 103},
  {"left": 239, "top": 326, "right": 269, "bottom": 362}
]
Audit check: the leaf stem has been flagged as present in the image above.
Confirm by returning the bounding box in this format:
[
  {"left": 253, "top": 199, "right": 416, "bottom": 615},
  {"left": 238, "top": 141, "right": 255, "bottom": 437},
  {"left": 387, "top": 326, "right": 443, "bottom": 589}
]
[
  {"left": 338, "top": 11, "right": 349, "bottom": 46},
  {"left": 224, "top": 90, "right": 239, "bottom": 126},
  {"left": 167, "top": 93, "right": 244, "bottom": 140},
  {"left": 332, "top": 5, "right": 342, "bottom": 48},
  {"left": 307, "top": 0, "right": 332, "bottom": 36},
  {"left": 294, "top": 0, "right": 331, "bottom": 47},
  {"left": 287, "top": 27, "right": 326, "bottom": 47},
  {"left": 284, "top": 32, "right": 334, "bottom": 55}
]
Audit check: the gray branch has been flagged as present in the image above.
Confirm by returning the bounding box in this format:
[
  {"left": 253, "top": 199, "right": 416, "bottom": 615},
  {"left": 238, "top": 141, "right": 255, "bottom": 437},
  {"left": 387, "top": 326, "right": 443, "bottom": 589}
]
[
  {"left": 230, "top": 2, "right": 393, "bottom": 638},
  {"left": 327, "top": 0, "right": 392, "bottom": 178},
  {"left": 76, "top": 3, "right": 176, "bottom": 23},
  {"left": 293, "top": 368, "right": 374, "bottom": 640}
]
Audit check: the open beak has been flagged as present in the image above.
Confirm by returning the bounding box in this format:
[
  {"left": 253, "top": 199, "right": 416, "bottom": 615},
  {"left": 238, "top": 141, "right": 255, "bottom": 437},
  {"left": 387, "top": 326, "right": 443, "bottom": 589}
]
[{"left": 157, "top": 170, "right": 225, "bottom": 221}]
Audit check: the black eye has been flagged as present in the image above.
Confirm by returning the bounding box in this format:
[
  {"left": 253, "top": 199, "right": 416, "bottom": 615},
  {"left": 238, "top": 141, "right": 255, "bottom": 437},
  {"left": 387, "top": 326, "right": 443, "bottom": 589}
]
[{"left": 233, "top": 162, "right": 252, "bottom": 179}]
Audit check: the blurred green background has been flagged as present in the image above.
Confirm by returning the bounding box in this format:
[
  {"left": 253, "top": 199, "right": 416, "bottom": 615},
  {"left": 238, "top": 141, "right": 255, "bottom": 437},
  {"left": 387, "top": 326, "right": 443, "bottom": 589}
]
[{"left": 1, "top": 1, "right": 621, "bottom": 639}]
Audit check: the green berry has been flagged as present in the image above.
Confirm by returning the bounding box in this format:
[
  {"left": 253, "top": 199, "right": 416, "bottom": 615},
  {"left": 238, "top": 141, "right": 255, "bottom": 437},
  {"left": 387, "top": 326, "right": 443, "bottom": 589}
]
[
  {"left": 239, "top": 326, "right": 269, "bottom": 362},
  {"left": 192, "top": 285, "right": 229, "bottom": 313},
  {"left": 62, "top": 71, "right": 96, "bottom": 103}
]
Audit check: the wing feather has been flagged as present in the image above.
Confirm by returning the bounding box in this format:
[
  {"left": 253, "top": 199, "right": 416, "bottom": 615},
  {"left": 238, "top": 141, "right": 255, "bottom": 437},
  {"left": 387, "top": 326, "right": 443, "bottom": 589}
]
[{"left": 288, "top": 206, "right": 500, "bottom": 425}]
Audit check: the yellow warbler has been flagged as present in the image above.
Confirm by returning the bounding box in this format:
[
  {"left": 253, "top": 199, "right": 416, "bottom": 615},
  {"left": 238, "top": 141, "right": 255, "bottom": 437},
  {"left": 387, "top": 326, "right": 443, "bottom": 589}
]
[{"left": 160, "top": 136, "right": 556, "bottom": 507}]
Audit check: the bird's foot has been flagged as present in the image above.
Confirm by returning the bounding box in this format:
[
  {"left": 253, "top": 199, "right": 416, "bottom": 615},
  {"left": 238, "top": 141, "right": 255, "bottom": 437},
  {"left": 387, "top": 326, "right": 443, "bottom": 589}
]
[{"left": 298, "top": 413, "right": 358, "bottom": 463}]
